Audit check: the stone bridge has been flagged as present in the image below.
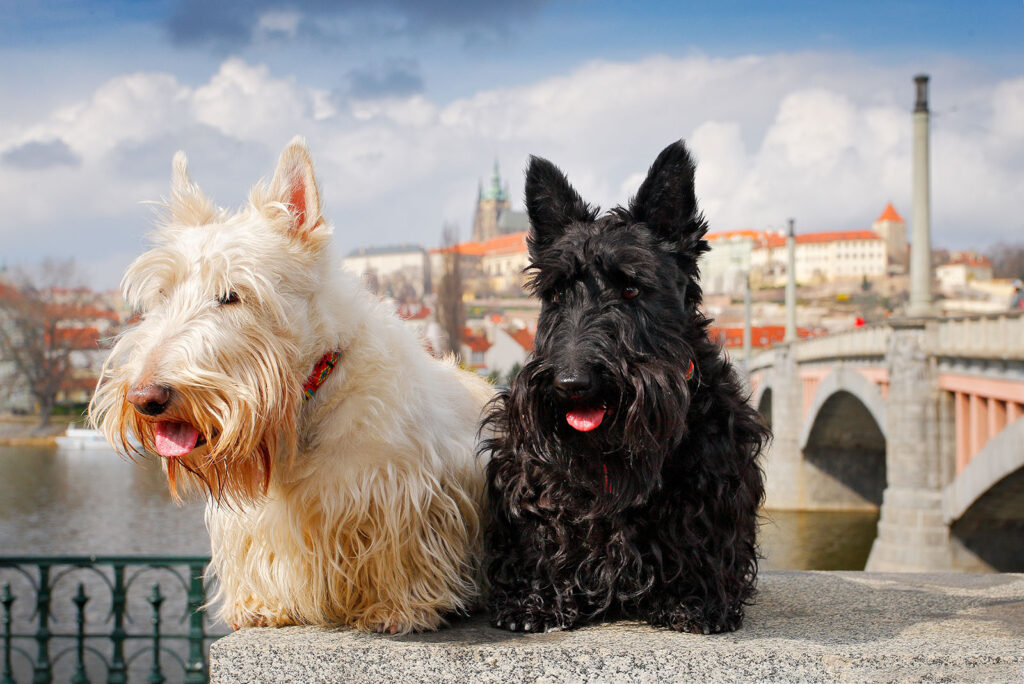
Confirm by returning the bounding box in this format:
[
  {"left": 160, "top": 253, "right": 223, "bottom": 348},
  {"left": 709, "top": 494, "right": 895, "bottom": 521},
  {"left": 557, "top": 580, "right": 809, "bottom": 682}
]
[{"left": 746, "top": 311, "right": 1024, "bottom": 572}]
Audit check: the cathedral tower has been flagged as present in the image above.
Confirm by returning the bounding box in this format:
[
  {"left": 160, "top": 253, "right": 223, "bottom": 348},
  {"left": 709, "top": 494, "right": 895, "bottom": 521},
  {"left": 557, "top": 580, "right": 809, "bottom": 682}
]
[{"left": 472, "top": 160, "right": 510, "bottom": 242}]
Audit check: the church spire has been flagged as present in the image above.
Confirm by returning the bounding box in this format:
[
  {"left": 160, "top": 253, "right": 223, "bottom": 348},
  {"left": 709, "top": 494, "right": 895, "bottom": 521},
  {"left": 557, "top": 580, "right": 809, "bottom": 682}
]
[{"left": 482, "top": 159, "right": 507, "bottom": 202}]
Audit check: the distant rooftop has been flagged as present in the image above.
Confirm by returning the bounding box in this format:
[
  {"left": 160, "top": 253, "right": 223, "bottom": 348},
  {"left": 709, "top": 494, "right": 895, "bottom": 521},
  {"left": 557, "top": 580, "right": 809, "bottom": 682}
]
[
  {"left": 430, "top": 231, "right": 529, "bottom": 256},
  {"left": 942, "top": 255, "right": 992, "bottom": 268},
  {"left": 758, "top": 230, "right": 883, "bottom": 249},
  {"left": 497, "top": 209, "right": 529, "bottom": 232},
  {"left": 708, "top": 228, "right": 884, "bottom": 248},
  {"left": 505, "top": 326, "right": 535, "bottom": 352},
  {"left": 876, "top": 203, "right": 905, "bottom": 223},
  {"left": 707, "top": 229, "right": 762, "bottom": 242}
]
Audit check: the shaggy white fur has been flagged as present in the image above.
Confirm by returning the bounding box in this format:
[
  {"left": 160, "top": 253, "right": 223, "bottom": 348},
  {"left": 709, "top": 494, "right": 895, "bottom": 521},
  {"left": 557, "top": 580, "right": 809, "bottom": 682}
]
[{"left": 90, "top": 138, "right": 492, "bottom": 633}]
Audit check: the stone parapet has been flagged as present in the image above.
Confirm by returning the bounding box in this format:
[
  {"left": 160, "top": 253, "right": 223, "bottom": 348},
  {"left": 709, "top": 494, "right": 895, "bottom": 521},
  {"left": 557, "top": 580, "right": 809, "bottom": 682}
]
[{"left": 210, "top": 572, "right": 1024, "bottom": 683}]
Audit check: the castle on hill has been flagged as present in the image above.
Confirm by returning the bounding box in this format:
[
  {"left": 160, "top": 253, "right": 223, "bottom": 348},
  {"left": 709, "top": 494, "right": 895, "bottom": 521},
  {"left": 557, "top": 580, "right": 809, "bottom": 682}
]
[{"left": 471, "top": 160, "right": 529, "bottom": 242}]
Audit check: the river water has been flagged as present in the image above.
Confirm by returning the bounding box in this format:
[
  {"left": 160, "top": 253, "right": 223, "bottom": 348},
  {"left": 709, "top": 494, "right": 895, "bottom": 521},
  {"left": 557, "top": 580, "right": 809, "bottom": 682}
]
[{"left": 0, "top": 444, "right": 878, "bottom": 567}]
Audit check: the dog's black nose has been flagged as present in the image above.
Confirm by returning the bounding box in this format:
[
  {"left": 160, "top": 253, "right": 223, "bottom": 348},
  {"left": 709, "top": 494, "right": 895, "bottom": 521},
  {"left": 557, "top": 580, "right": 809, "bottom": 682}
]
[
  {"left": 553, "top": 370, "right": 596, "bottom": 398},
  {"left": 127, "top": 384, "right": 172, "bottom": 416}
]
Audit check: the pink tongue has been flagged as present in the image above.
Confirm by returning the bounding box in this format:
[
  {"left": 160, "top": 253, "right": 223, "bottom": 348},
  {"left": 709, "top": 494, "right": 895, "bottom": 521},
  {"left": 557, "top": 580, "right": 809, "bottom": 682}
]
[
  {"left": 566, "top": 406, "right": 606, "bottom": 432},
  {"left": 153, "top": 422, "right": 200, "bottom": 459}
]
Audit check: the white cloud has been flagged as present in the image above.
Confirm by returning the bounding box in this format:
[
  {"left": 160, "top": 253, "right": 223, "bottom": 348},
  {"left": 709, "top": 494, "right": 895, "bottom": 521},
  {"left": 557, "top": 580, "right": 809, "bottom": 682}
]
[
  {"left": 1, "top": 53, "right": 1022, "bottom": 288},
  {"left": 192, "top": 59, "right": 331, "bottom": 141}
]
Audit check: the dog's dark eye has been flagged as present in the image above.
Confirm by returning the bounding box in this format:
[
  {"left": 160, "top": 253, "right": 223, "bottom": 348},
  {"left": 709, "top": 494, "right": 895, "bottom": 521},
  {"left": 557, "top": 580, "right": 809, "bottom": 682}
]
[
  {"left": 218, "top": 291, "right": 240, "bottom": 306},
  {"left": 550, "top": 292, "right": 561, "bottom": 305},
  {"left": 622, "top": 286, "right": 640, "bottom": 300}
]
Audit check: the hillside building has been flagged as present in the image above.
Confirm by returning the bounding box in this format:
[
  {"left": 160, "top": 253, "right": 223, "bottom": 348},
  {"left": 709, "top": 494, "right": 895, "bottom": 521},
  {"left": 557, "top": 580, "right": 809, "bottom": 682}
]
[
  {"left": 936, "top": 253, "right": 994, "bottom": 292},
  {"left": 700, "top": 205, "right": 898, "bottom": 294},
  {"left": 343, "top": 244, "right": 431, "bottom": 300},
  {"left": 873, "top": 203, "right": 908, "bottom": 270}
]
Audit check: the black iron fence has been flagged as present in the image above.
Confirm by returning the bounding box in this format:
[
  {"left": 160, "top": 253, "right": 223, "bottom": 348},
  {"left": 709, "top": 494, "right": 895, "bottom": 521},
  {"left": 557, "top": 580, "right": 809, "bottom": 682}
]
[{"left": 0, "top": 556, "right": 228, "bottom": 684}]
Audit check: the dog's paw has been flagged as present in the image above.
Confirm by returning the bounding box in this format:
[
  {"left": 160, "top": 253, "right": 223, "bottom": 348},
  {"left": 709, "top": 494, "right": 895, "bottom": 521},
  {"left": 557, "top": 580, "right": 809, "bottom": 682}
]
[
  {"left": 491, "top": 617, "right": 566, "bottom": 633},
  {"left": 363, "top": 606, "right": 442, "bottom": 635},
  {"left": 235, "top": 612, "right": 296, "bottom": 628},
  {"left": 490, "top": 606, "right": 573, "bottom": 633},
  {"left": 650, "top": 604, "right": 742, "bottom": 634},
  {"left": 226, "top": 599, "right": 297, "bottom": 629},
  {"left": 375, "top": 621, "right": 403, "bottom": 635}
]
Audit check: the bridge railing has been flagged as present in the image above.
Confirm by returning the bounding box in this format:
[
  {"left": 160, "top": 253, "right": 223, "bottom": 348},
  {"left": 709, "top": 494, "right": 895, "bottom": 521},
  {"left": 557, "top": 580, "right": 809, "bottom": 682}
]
[
  {"left": 793, "top": 322, "right": 891, "bottom": 363},
  {"left": 743, "top": 348, "right": 776, "bottom": 373},
  {"left": 745, "top": 324, "right": 891, "bottom": 371},
  {"left": 928, "top": 310, "right": 1024, "bottom": 360},
  {"left": 1, "top": 556, "right": 227, "bottom": 684},
  {"left": 747, "top": 310, "right": 1024, "bottom": 372}
]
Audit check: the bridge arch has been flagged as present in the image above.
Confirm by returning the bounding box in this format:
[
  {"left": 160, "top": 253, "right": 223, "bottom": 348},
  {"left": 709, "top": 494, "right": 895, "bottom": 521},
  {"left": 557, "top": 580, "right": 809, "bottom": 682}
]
[
  {"left": 945, "top": 418, "right": 1024, "bottom": 571},
  {"left": 753, "top": 379, "right": 773, "bottom": 430},
  {"left": 750, "top": 374, "right": 772, "bottom": 415},
  {"left": 799, "top": 367, "right": 887, "bottom": 451},
  {"left": 799, "top": 367, "right": 887, "bottom": 509}
]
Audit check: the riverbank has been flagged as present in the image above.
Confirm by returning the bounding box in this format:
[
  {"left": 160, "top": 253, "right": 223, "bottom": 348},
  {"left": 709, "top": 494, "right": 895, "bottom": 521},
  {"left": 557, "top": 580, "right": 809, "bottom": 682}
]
[
  {"left": 211, "top": 571, "right": 1024, "bottom": 683},
  {"left": 0, "top": 415, "right": 77, "bottom": 446}
]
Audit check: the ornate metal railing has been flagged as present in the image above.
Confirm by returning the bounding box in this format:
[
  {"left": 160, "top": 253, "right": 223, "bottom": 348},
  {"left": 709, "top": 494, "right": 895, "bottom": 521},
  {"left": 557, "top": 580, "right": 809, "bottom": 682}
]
[{"left": 0, "top": 556, "right": 227, "bottom": 684}]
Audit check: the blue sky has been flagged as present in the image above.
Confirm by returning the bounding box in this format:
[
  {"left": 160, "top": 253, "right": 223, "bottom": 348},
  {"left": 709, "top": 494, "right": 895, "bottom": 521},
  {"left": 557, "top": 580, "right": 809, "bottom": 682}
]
[{"left": 2, "top": 1, "right": 1023, "bottom": 287}]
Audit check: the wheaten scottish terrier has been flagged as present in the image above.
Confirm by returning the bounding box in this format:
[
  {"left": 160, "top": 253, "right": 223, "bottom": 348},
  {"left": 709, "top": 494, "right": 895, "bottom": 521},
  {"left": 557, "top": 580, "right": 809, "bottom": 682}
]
[{"left": 90, "top": 137, "right": 492, "bottom": 633}]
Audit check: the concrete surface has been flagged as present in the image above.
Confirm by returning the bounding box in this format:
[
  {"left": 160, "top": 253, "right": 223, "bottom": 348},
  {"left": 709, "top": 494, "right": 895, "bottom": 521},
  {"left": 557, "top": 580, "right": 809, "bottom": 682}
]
[{"left": 210, "top": 571, "right": 1024, "bottom": 683}]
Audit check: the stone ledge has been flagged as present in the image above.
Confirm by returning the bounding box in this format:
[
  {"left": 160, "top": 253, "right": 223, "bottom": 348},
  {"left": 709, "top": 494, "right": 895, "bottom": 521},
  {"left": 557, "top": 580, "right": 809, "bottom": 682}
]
[{"left": 210, "top": 571, "right": 1024, "bottom": 683}]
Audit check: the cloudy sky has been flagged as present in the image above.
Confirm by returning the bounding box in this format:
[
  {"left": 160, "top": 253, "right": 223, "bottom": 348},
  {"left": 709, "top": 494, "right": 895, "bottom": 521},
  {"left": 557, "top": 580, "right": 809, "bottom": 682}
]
[{"left": 2, "top": 1, "right": 1022, "bottom": 288}]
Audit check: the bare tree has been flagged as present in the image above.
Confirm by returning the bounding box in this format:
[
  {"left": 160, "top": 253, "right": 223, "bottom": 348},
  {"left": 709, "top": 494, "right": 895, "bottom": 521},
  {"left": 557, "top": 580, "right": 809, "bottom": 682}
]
[
  {"left": 986, "top": 241, "right": 1024, "bottom": 280},
  {"left": 0, "top": 260, "right": 94, "bottom": 427},
  {"left": 436, "top": 223, "right": 465, "bottom": 359}
]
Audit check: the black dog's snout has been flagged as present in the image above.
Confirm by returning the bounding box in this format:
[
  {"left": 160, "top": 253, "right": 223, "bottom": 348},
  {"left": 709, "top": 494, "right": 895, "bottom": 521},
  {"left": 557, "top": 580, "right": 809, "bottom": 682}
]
[{"left": 553, "top": 370, "right": 597, "bottom": 399}]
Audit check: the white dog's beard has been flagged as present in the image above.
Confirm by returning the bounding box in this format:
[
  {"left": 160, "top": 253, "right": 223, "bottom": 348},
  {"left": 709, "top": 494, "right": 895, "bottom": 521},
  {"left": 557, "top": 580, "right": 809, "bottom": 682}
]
[{"left": 93, "top": 373, "right": 296, "bottom": 504}]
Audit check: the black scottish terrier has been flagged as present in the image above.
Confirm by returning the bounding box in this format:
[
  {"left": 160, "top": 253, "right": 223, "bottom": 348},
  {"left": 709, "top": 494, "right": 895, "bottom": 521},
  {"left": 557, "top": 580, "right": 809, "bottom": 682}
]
[{"left": 482, "top": 140, "right": 768, "bottom": 634}]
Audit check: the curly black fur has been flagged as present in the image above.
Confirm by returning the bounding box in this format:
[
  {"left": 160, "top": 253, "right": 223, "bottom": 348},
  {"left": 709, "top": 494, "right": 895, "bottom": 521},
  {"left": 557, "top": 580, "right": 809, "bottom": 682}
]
[{"left": 481, "top": 140, "right": 769, "bottom": 634}]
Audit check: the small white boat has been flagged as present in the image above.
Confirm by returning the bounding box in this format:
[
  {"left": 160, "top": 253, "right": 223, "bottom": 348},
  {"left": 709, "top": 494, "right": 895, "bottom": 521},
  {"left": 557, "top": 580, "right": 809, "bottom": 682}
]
[{"left": 56, "top": 427, "right": 113, "bottom": 451}]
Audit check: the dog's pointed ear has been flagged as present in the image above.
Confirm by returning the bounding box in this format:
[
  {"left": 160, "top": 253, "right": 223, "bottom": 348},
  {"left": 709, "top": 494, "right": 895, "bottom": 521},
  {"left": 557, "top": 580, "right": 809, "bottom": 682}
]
[
  {"left": 266, "top": 136, "right": 325, "bottom": 243},
  {"left": 168, "top": 151, "right": 217, "bottom": 225},
  {"left": 525, "top": 155, "right": 595, "bottom": 259},
  {"left": 630, "top": 140, "right": 707, "bottom": 252}
]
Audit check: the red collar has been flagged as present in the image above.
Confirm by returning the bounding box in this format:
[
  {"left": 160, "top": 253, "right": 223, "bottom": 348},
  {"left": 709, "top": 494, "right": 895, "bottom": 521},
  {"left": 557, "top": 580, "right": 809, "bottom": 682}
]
[
  {"left": 303, "top": 350, "right": 342, "bottom": 401},
  {"left": 684, "top": 359, "right": 695, "bottom": 382}
]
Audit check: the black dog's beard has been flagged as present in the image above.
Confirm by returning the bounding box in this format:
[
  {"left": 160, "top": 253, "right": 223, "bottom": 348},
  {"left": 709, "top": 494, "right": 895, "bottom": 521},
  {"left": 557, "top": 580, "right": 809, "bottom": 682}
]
[{"left": 495, "top": 355, "right": 692, "bottom": 516}]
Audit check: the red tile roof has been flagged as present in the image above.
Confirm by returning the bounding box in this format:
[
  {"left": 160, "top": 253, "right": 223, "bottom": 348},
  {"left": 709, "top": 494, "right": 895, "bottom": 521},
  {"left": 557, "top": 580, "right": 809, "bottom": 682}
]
[
  {"left": 757, "top": 230, "right": 882, "bottom": 249},
  {"left": 876, "top": 203, "right": 904, "bottom": 223},
  {"left": 707, "top": 229, "right": 762, "bottom": 241},
  {"left": 943, "top": 255, "right": 992, "bottom": 268},
  {"left": 396, "top": 303, "right": 431, "bottom": 320},
  {"left": 51, "top": 326, "right": 100, "bottom": 349},
  {"left": 431, "top": 231, "right": 529, "bottom": 257},
  {"left": 505, "top": 327, "right": 534, "bottom": 352},
  {"left": 482, "top": 232, "right": 528, "bottom": 255},
  {"left": 462, "top": 328, "right": 492, "bottom": 352},
  {"left": 708, "top": 325, "right": 819, "bottom": 349}
]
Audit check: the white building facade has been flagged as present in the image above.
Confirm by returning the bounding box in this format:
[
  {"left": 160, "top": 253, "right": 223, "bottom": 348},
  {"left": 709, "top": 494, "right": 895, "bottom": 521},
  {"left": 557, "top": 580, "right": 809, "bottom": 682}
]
[
  {"left": 748, "top": 230, "right": 887, "bottom": 287},
  {"left": 343, "top": 244, "right": 431, "bottom": 298}
]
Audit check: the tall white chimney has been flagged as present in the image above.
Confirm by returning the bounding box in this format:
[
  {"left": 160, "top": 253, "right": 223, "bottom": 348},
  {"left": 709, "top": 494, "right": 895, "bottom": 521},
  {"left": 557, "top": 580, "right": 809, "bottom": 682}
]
[
  {"left": 907, "top": 74, "right": 934, "bottom": 317},
  {"left": 785, "top": 218, "right": 797, "bottom": 342}
]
